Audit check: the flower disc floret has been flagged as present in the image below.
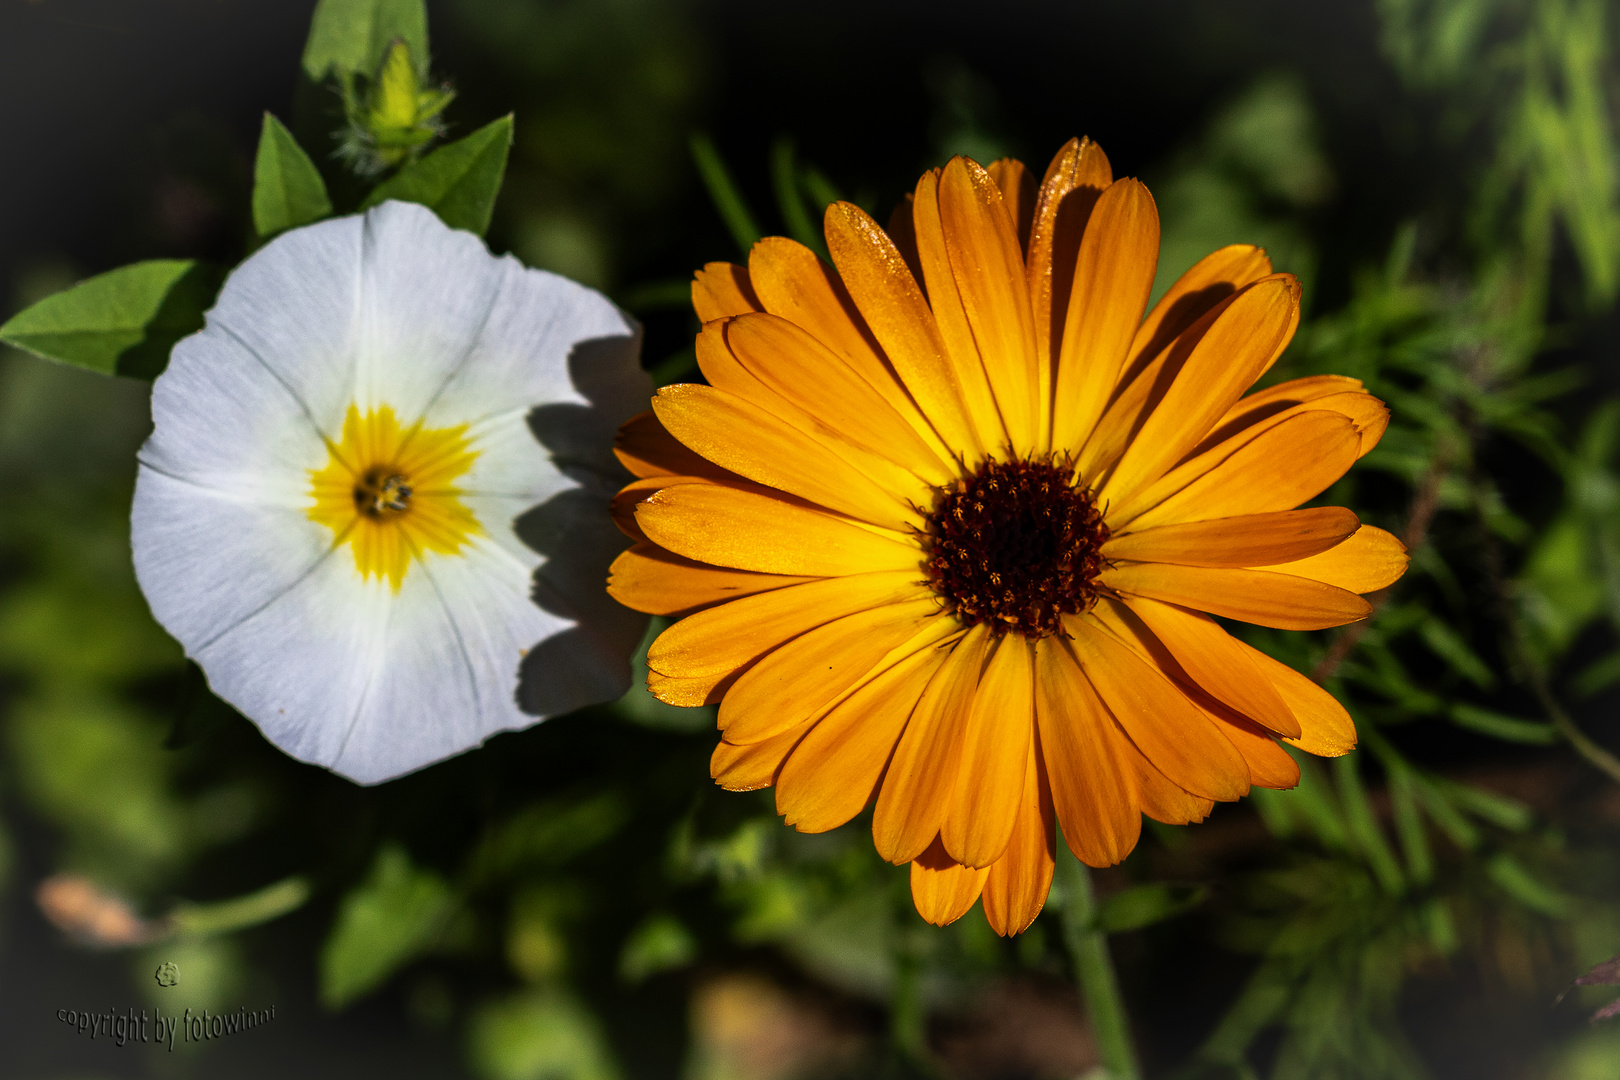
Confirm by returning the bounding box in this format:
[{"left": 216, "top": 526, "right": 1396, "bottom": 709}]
[{"left": 924, "top": 457, "right": 1108, "bottom": 638}]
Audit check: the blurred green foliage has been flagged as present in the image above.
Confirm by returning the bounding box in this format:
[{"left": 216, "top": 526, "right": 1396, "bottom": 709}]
[{"left": 5, "top": 0, "right": 1620, "bottom": 1077}]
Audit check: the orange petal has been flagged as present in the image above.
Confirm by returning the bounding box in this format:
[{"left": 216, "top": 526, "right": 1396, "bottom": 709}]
[
  {"left": 1192, "top": 375, "right": 1372, "bottom": 458},
  {"left": 1126, "top": 244, "right": 1275, "bottom": 378},
  {"left": 1210, "top": 710, "right": 1300, "bottom": 789},
  {"left": 610, "top": 476, "right": 662, "bottom": 542},
  {"left": 911, "top": 169, "right": 1007, "bottom": 451},
  {"left": 942, "top": 634, "right": 1036, "bottom": 867},
  {"left": 1080, "top": 252, "right": 1279, "bottom": 480},
  {"left": 1102, "top": 562, "right": 1373, "bottom": 631},
  {"left": 1064, "top": 619, "right": 1250, "bottom": 802},
  {"left": 981, "top": 738, "right": 1056, "bottom": 936},
  {"left": 648, "top": 668, "right": 732, "bottom": 707},
  {"left": 1122, "top": 737, "right": 1214, "bottom": 825},
  {"left": 1051, "top": 178, "right": 1159, "bottom": 454},
  {"left": 744, "top": 240, "right": 956, "bottom": 468},
  {"left": 692, "top": 262, "right": 762, "bottom": 322},
  {"left": 1123, "top": 391, "right": 1387, "bottom": 526},
  {"left": 873, "top": 624, "right": 994, "bottom": 864},
  {"left": 1101, "top": 275, "right": 1301, "bottom": 501},
  {"left": 986, "top": 157, "right": 1037, "bottom": 254},
  {"left": 1119, "top": 411, "right": 1362, "bottom": 530},
  {"left": 777, "top": 640, "right": 954, "bottom": 833},
  {"left": 1051, "top": 601, "right": 1262, "bottom": 813},
  {"left": 635, "top": 482, "right": 921, "bottom": 576},
  {"left": 652, "top": 381, "right": 928, "bottom": 528},
  {"left": 723, "top": 312, "right": 951, "bottom": 483},
  {"left": 824, "top": 200, "right": 983, "bottom": 457},
  {"left": 608, "top": 542, "right": 817, "bottom": 617},
  {"left": 1108, "top": 596, "right": 1299, "bottom": 738},
  {"left": 1236, "top": 640, "right": 1358, "bottom": 756},
  {"left": 615, "top": 409, "right": 741, "bottom": 482},
  {"left": 910, "top": 838, "right": 989, "bottom": 927},
  {"left": 711, "top": 724, "right": 809, "bottom": 792},
  {"left": 1028, "top": 138, "right": 1113, "bottom": 391},
  {"left": 1103, "top": 507, "right": 1361, "bottom": 568},
  {"left": 940, "top": 157, "right": 1041, "bottom": 453},
  {"left": 647, "top": 570, "right": 927, "bottom": 681},
  {"left": 1032, "top": 636, "right": 1142, "bottom": 867},
  {"left": 1256, "top": 524, "right": 1408, "bottom": 594},
  {"left": 719, "top": 599, "right": 948, "bottom": 743}
]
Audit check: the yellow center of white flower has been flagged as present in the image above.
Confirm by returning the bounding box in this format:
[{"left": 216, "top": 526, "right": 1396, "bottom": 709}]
[{"left": 308, "top": 404, "right": 482, "bottom": 590}]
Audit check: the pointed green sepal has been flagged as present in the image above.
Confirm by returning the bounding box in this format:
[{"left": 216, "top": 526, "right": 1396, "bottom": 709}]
[
  {"left": 252, "top": 113, "right": 334, "bottom": 241},
  {"left": 0, "top": 260, "right": 223, "bottom": 379},
  {"left": 360, "top": 115, "right": 513, "bottom": 236}
]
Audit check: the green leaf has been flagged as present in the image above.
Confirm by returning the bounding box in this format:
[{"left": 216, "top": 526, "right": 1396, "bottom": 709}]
[
  {"left": 1334, "top": 755, "right": 1406, "bottom": 895},
  {"left": 690, "top": 131, "right": 761, "bottom": 255},
  {"left": 0, "top": 260, "right": 222, "bottom": 379},
  {"left": 1093, "top": 882, "right": 1208, "bottom": 933},
  {"left": 360, "top": 115, "right": 513, "bottom": 236},
  {"left": 467, "top": 989, "right": 619, "bottom": 1080},
  {"left": 1485, "top": 853, "right": 1575, "bottom": 919},
  {"left": 252, "top": 114, "right": 334, "bottom": 241},
  {"left": 319, "top": 844, "right": 452, "bottom": 1009},
  {"left": 617, "top": 913, "right": 696, "bottom": 984},
  {"left": 1449, "top": 703, "right": 1559, "bottom": 744},
  {"left": 770, "top": 136, "right": 826, "bottom": 259},
  {"left": 1418, "top": 617, "right": 1496, "bottom": 688},
  {"left": 1432, "top": 777, "right": 1533, "bottom": 832},
  {"left": 302, "top": 0, "right": 427, "bottom": 81}
]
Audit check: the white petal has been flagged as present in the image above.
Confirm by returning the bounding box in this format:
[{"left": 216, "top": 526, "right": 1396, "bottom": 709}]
[
  {"left": 201, "top": 212, "right": 367, "bottom": 435},
  {"left": 187, "top": 552, "right": 392, "bottom": 771},
  {"left": 132, "top": 469, "right": 329, "bottom": 649},
  {"left": 331, "top": 538, "right": 562, "bottom": 783},
  {"left": 133, "top": 201, "right": 651, "bottom": 784},
  {"left": 141, "top": 323, "right": 327, "bottom": 505}
]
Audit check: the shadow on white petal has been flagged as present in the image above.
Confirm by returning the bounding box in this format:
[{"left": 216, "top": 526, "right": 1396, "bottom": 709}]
[
  {"left": 511, "top": 330, "right": 650, "bottom": 718},
  {"left": 514, "top": 485, "right": 648, "bottom": 718},
  {"left": 525, "top": 331, "right": 648, "bottom": 484}
]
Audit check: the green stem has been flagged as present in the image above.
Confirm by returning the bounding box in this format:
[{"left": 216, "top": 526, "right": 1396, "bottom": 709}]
[
  {"left": 1057, "top": 844, "right": 1141, "bottom": 1080},
  {"left": 167, "top": 876, "right": 311, "bottom": 938}
]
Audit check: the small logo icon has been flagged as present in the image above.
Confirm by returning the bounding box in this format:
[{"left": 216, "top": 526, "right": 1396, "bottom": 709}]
[{"left": 154, "top": 962, "right": 179, "bottom": 988}]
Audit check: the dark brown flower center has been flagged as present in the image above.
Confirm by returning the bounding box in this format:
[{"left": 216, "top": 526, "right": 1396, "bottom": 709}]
[
  {"left": 353, "top": 467, "right": 413, "bottom": 519},
  {"left": 923, "top": 457, "right": 1110, "bottom": 639}
]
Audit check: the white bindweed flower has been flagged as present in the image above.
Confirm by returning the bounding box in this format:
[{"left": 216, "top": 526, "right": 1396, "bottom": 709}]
[{"left": 133, "top": 200, "right": 650, "bottom": 783}]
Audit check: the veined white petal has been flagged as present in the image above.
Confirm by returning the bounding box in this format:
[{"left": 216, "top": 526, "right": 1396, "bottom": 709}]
[
  {"left": 458, "top": 409, "right": 577, "bottom": 502},
  {"left": 201, "top": 212, "right": 367, "bottom": 434},
  {"left": 331, "top": 537, "right": 569, "bottom": 783},
  {"left": 132, "top": 201, "right": 649, "bottom": 784},
  {"left": 188, "top": 552, "right": 394, "bottom": 772},
  {"left": 140, "top": 328, "right": 329, "bottom": 505},
  {"left": 351, "top": 201, "right": 509, "bottom": 424},
  {"left": 132, "top": 469, "right": 330, "bottom": 649}
]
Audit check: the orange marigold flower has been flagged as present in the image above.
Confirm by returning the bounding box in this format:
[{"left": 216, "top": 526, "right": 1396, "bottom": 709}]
[{"left": 609, "top": 138, "right": 1407, "bottom": 935}]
